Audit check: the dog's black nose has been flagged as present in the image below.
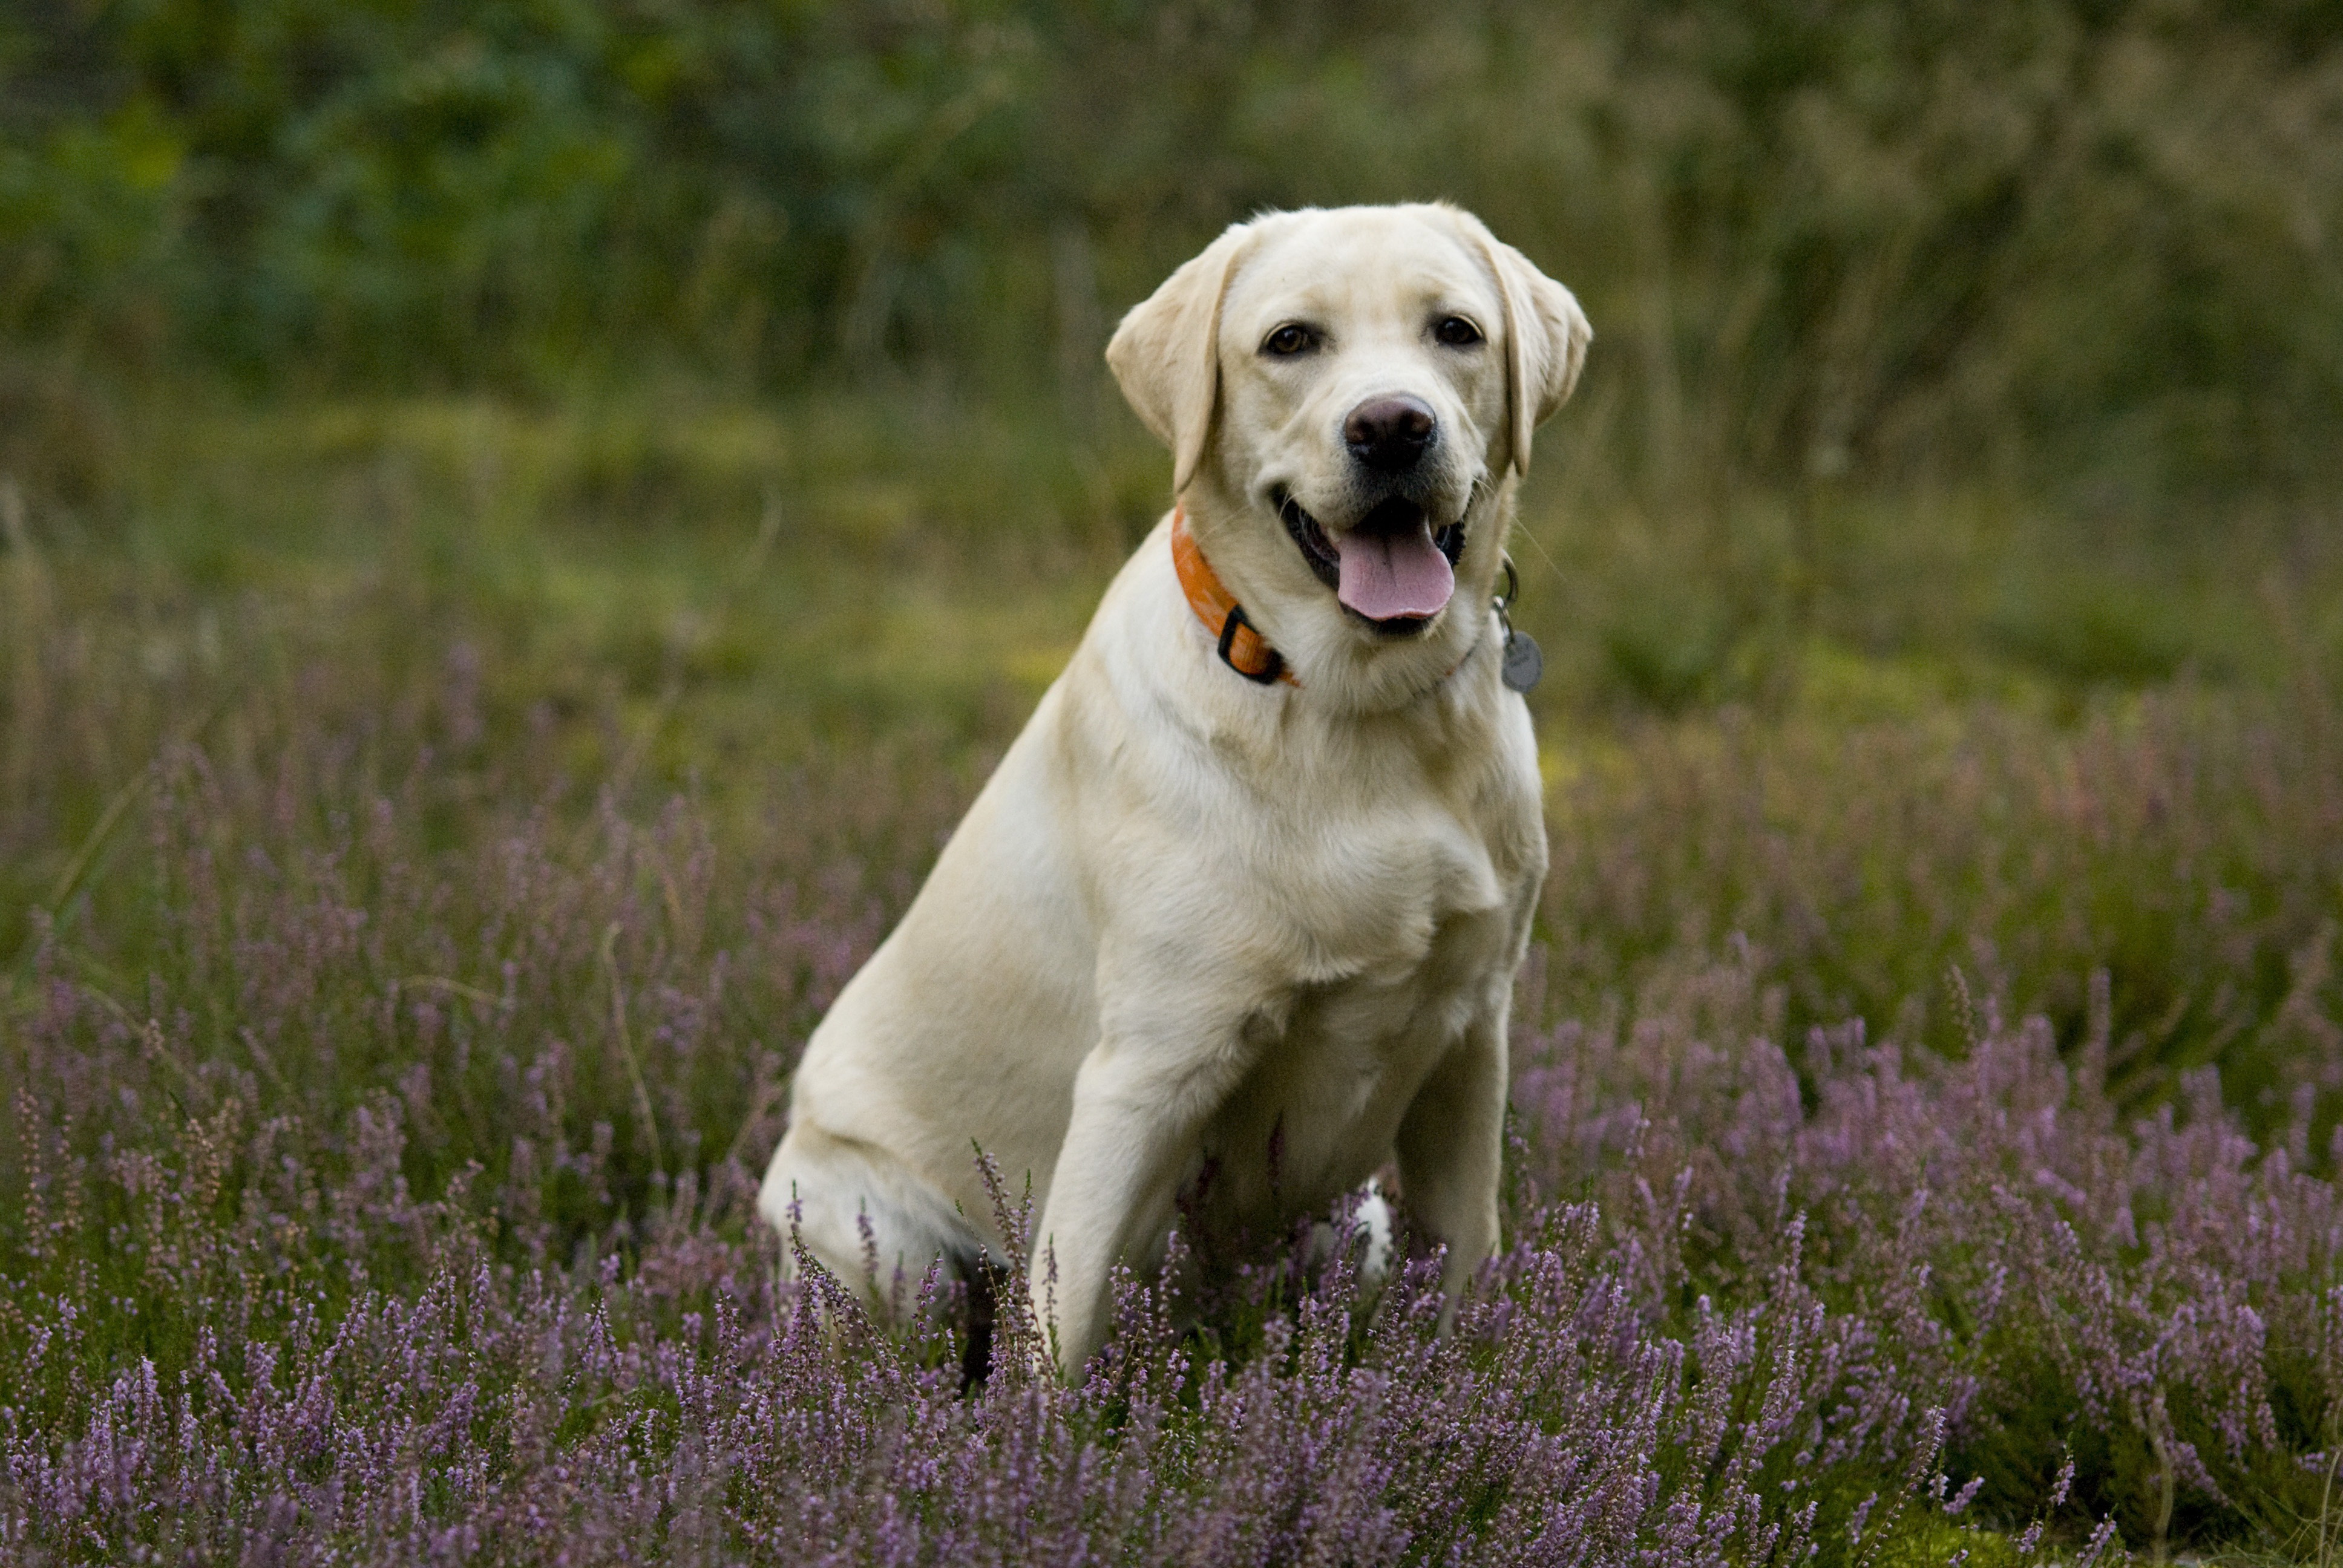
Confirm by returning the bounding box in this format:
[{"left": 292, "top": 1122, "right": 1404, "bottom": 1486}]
[{"left": 1343, "top": 396, "right": 1436, "bottom": 472}]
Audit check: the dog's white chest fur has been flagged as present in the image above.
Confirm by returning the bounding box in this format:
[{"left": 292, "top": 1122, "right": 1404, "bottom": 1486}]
[{"left": 1182, "top": 826, "right": 1526, "bottom": 1249}]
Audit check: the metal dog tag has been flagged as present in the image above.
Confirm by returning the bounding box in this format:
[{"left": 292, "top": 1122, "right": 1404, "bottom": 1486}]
[
  {"left": 1491, "top": 556, "right": 1542, "bottom": 694},
  {"left": 1501, "top": 629, "right": 1544, "bottom": 694}
]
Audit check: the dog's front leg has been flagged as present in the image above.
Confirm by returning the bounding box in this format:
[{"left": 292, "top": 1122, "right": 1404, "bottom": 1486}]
[
  {"left": 1394, "top": 1004, "right": 1509, "bottom": 1325},
  {"left": 1029, "top": 1019, "right": 1251, "bottom": 1379}
]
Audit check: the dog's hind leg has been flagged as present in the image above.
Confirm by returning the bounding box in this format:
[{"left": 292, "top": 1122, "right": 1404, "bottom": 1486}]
[{"left": 759, "top": 1122, "right": 986, "bottom": 1312}]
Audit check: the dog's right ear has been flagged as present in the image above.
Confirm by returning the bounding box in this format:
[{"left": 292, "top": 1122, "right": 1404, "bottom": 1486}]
[{"left": 1107, "top": 222, "right": 1255, "bottom": 497}]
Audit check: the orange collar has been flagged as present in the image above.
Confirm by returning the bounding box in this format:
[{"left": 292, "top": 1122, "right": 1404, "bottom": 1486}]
[{"left": 1170, "top": 506, "right": 1297, "bottom": 687}]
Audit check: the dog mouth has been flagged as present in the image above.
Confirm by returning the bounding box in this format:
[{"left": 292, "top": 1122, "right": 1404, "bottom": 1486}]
[{"left": 1276, "top": 491, "right": 1464, "bottom": 636}]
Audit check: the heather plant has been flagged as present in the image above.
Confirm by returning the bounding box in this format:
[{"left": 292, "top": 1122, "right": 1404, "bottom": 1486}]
[
  {"left": 1511, "top": 949, "right": 2343, "bottom": 1560},
  {"left": 0, "top": 911, "right": 1992, "bottom": 1566},
  {"left": 5, "top": 566, "right": 2343, "bottom": 1560},
  {"left": 1540, "top": 682, "right": 2343, "bottom": 1137}
]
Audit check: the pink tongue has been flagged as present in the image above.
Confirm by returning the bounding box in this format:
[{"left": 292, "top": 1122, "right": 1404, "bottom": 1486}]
[{"left": 1335, "top": 521, "right": 1455, "bottom": 621}]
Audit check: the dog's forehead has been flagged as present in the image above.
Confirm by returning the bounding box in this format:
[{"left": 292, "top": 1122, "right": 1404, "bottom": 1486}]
[{"left": 1225, "top": 210, "right": 1496, "bottom": 330}]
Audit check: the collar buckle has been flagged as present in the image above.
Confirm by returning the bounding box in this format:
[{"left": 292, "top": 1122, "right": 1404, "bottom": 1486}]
[{"left": 1215, "top": 604, "right": 1286, "bottom": 684}]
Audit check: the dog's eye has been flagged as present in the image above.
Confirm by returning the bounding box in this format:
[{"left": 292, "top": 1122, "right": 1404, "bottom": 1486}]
[
  {"left": 1262, "top": 324, "right": 1315, "bottom": 356},
  {"left": 1434, "top": 316, "right": 1484, "bottom": 347}
]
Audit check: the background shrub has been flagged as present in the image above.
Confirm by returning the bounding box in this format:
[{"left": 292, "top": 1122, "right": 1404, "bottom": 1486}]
[{"left": 4, "top": 0, "right": 2342, "bottom": 504}]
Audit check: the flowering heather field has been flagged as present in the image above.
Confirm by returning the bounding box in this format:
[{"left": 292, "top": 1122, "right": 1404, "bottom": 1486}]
[{"left": 5, "top": 475, "right": 2343, "bottom": 1565}]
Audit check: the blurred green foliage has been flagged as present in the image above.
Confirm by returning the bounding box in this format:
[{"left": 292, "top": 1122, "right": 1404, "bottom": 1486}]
[{"left": 4, "top": 0, "right": 2342, "bottom": 507}]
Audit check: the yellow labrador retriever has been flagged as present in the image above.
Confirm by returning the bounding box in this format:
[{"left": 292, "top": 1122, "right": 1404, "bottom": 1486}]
[{"left": 761, "top": 203, "right": 1589, "bottom": 1375}]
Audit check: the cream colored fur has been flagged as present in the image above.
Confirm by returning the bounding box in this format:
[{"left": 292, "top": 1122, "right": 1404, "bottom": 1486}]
[{"left": 759, "top": 203, "right": 1589, "bottom": 1376}]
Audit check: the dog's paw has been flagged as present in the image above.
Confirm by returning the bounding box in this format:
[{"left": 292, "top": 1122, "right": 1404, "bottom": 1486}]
[{"left": 1308, "top": 1178, "right": 1395, "bottom": 1298}]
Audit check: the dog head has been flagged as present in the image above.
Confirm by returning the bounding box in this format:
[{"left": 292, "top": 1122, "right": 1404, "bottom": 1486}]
[{"left": 1109, "top": 204, "right": 1588, "bottom": 708}]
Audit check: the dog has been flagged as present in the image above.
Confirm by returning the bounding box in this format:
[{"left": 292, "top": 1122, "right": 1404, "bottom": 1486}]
[{"left": 760, "top": 203, "right": 1589, "bottom": 1377}]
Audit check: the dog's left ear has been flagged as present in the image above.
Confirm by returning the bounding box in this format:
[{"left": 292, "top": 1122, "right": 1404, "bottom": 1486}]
[
  {"left": 1107, "top": 221, "right": 1257, "bottom": 497},
  {"left": 1458, "top": 215, "right": 1591, "bottom": 477}
]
